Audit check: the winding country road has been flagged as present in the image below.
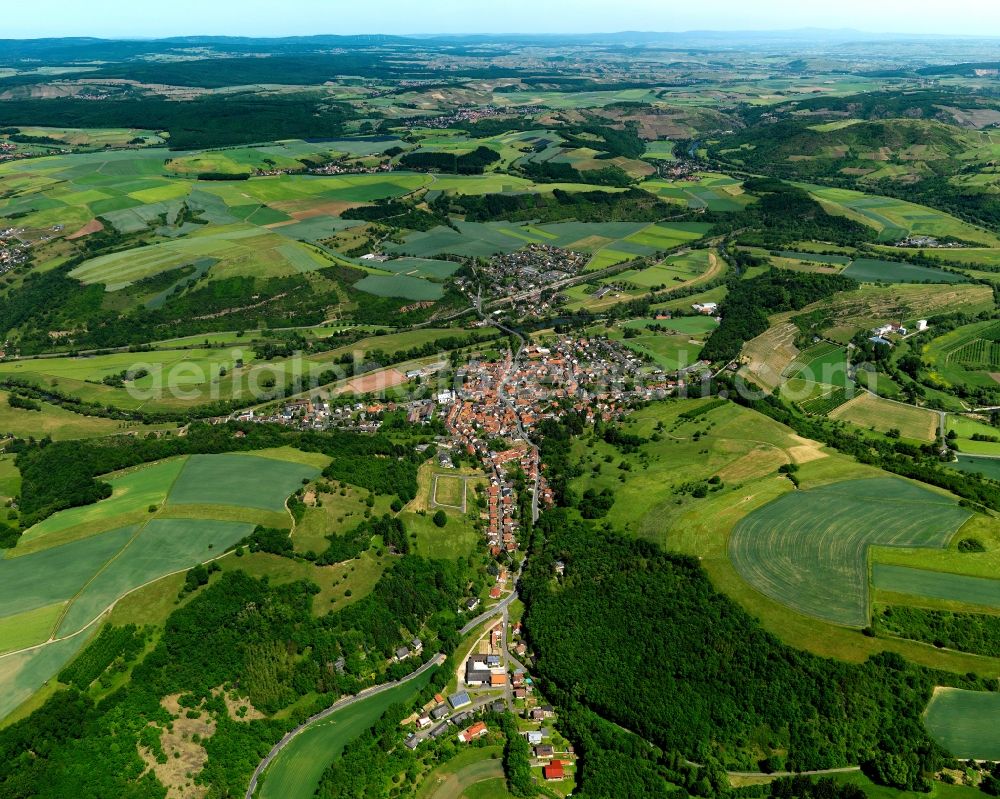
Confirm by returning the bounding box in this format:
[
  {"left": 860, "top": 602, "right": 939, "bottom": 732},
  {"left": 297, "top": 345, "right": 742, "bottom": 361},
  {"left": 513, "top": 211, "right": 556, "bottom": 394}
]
[{"left": 245, "top": 653, "right": 445, "bottom": 799}]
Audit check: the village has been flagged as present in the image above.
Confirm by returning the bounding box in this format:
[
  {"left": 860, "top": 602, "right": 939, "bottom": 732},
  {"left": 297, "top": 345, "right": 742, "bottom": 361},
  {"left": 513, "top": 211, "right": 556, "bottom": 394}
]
[
  {"left": 0, "top": 228, "right": 29, "bottom": 274},
  {"left": 403, "top": 105, "right": 535, "bottom": 130},
  {"left": 399, "top": 596, "right": 578, "bottom": 791},
  {"left": 468, "top": 244, "right": 590, "bottom": 302}
]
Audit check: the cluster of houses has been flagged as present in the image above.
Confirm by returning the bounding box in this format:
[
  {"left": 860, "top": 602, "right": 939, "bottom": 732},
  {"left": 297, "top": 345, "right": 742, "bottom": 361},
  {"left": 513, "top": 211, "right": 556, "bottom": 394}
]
[
  {"left": 403, "top": 105, "right": 535, "bottom": 130},
  {"left": 403, "top": 690, "right": 508, "bottom": 751},
  {"left": 445, "top": 352, "right": 545, "bottom": 558},
  {"left": 894, "top": 236, "right": 966, "bottom": 249},
  {"left": 476, "top": 244, "right": 589, "bottom": 301},
  {"left": 0, "top": 228, "right": 29, "bottom": 273},
  {"left": 869, "top": 320, "right": 927, "bottom": 347},
  {"left": 308, "top": 159, "right": 396, "bottom": 176}
]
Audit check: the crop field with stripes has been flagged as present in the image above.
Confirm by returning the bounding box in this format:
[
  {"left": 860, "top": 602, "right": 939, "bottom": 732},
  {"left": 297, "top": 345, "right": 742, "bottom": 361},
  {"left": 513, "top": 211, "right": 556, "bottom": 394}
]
[{"left": 729, "top": 478, "right": 970, "bottom": 627}]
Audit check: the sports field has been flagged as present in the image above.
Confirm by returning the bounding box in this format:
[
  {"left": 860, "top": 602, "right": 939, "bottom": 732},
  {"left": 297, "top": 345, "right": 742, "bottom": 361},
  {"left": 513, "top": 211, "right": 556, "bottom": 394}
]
[
  {"left": 402, "top": 464, "right": 481, "bottom": 559},
  {"left": 873, "top": 563, "right": 1000, "bottom": 610},
  {"left": 924, "top": 688, "right": 1000, "bottom": 759},
  {"left": 259, "top": 665, "right": 437, "bottom": 799},
  {"left": 730, "top": 479, "right": 970, "bottom": 626}
]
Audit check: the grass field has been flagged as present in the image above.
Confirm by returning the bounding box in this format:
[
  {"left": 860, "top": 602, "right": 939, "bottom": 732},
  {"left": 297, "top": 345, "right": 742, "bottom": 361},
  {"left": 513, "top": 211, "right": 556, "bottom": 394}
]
[
  {"left": 786, "top": 342, "right": 852, "bottom": 388},
  {"left": 605, "top": 314, "right": 717, "bottom": 371},
  {"left": 387, "top": 220, "right": 710, "bottom": 261},
  {"left": 947, "top": 454, "right": 1000, "bottom": 481},
  {"left": 804, "top": 184, "right": 1000, "bottom": 247},
  {"left": 924, "top": 688, "right": 1000, "bottom": 760},
  {"left": 828, "top": 393, "right": 939, "bottom": 442},
  {"left": 166, "top": 453, "right": 318, "bottom": 512},
  {"left": 843, "top": 258, "right": 967, "bottom": 284},
  {"left": 0, "top": 449, "right": 325, "bottom": 721},
  {"left": 293, "top": 484, "right": 394, "bottom": 556},
  {"left": 873, "top": 563, "right": 1000, "bottom": 610},
  {"left": 0, "top": 391, "right": 171, "bottom": 440},
  {"left": 354, "top": 273, "right": 445, "bottom": 300},
  {"left": 402, "top": 464, "right": 482, "bottom": 560},
  {"left": 18, "top": 456, "right": 188, "bottom": 552},
  {"left": 730, "top": 479, "right": 970, "bottom": 626},
  {"left": 415, "top": 747, "right": 507, "bottom": 799},
  {"left": 259, "top": 665, "right": 437, "bottom": 799},
  {"left": 641, "top": 173, "right": 754, "bottom": 213},
  {"left": 70, "top": 226, "right": 333, "bottom": 288},
  {"left": 0, "top": 633, "right": 89, "bottom": 724}
]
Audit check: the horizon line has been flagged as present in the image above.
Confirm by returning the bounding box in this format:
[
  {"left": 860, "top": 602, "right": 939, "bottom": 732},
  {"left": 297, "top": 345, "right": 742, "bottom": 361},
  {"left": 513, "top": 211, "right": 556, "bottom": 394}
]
[{"left": 2, "top": 28, "right": 1000, "bottom": 42}]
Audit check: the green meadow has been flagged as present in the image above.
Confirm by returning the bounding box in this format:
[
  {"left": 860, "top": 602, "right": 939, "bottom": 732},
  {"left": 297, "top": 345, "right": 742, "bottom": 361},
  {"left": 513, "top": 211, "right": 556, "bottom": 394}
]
[
  {"left": 924, "top": 688, "right": 1000, "bottom": 760},
  {"left": 259, "top": 665, "right": 437, "bottom": 799}
]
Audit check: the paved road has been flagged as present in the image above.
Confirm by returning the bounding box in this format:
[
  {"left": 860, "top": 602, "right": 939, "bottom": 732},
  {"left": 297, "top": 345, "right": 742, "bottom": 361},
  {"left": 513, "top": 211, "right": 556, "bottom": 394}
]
[
  {"left": 460, "top": 590, "right": 520, "bottom": 636},
  {"left": 245, "top": 653, "right": 446, "bottom": 799}
]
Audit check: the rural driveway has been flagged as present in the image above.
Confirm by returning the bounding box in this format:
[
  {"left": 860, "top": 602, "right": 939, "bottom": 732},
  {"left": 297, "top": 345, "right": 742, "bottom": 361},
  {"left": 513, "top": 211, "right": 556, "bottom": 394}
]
[{"left": 245, "top": 653, "right": 445, "bottom": 799}]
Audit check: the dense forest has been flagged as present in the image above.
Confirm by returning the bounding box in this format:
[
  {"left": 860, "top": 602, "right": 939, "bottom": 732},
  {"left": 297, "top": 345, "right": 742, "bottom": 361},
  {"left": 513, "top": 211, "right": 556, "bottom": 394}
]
[
  {"left": 0, "top": 260, "right": 453, "bottom": 355},
  {"left": 400, "top": 146, "right": 501, "bottom": 174},
  {"left": 711, "top": 179, "right": 877, "bottom": 249},
  {"left": 700, "top": 267, "right": 856, "bottom": 363},
  {"left": 437, "top": 187, "right": 676, "bottom": 224},
  {"left": 875, "top": 605, "right": 1000, "bottom": 657},
  {"left": 0, "top": 95, "right": 357, "bottom": 150},
  {"left": 520, "top": 510, "right": 992, "bottom": 791}
]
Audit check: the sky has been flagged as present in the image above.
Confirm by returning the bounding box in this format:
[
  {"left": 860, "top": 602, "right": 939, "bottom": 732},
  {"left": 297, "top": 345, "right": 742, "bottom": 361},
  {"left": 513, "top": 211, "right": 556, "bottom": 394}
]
[{"left": 3, "top": 0, "right": 1000, "bottom": 39}]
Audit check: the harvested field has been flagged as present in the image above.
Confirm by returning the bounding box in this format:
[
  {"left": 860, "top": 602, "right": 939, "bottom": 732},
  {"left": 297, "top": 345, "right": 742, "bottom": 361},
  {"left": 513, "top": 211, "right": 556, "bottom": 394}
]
[{"left": 739, "top": 323, "right": 799, "bottom": 392}]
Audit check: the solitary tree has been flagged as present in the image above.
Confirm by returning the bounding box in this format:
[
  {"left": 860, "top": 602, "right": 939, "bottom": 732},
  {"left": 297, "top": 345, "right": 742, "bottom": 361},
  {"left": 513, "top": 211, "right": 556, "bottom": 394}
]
[{"left": 432, "top": 510, "right": 447, "bottom": 528}]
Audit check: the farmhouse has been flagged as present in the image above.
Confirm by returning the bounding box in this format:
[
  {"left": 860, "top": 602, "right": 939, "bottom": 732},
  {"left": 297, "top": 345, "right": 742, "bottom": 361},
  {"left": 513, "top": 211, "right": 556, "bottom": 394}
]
[{"left": 457, "top": 721, "right": 489, "bottom": 743}]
